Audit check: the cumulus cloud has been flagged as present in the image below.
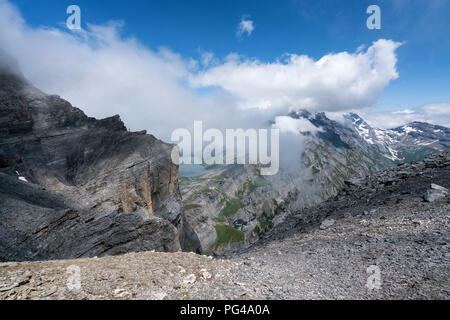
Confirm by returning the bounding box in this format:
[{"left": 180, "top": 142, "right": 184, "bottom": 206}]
[
  {"left": 237, "top": 17, "right": 255, "bottom": 37},
  {"left": 0, "top": 0, "right": 406, "bottom": 143},
  {"left": 190, "top": 39, "right": 402, "bottom": 113}
]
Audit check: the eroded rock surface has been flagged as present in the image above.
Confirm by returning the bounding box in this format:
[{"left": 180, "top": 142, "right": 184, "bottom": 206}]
[{"left": 0, "top": 72, "right": 186, "bottom": 262}]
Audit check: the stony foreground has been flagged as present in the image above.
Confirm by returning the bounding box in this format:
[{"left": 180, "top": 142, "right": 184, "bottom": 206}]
[
  {"left": 0, "top": 198, "right": 448, "bottom": 300},
  {"left": 1, "top": 152, "right": 449, "bottom": 300}
]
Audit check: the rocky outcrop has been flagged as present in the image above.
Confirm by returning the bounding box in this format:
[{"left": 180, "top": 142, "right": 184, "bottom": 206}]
[
  {"left": 0, "top": 71, "right": 185, "bottom": 262},
  {"left": 424, "top": 183, "right": 448, "bottom": 202}
]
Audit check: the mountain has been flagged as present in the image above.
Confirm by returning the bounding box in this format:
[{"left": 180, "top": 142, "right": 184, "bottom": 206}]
[
  {"left": 181, "top": 110, "right": 449, "bottom": 255},
  {"left": 0, "top": 71, "right": 193, "bottom": 262},
  {"left": 346, "top": 113, "right": 450, "bottom": 162}
]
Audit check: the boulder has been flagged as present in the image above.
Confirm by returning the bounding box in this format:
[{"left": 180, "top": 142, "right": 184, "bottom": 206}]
[
  {"left": 320, "top": 219, "right": 336, "bottom": 230},
  {"left": 424, "top": 184, "right": 448, "bottom": 202}
]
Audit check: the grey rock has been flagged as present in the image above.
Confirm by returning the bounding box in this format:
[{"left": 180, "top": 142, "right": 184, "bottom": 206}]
[
  {"left": 424, "top": 189, "right": 448, "bottom": 203},
  {"left": 320, "top": 219, "right": 336, "bottom": 230},
  {"left": 431, "top": 184, "right": 448, "bottom": 192},
  {"left": 0, "top": 72, "right": 190, "bottom": 262},
  {"left": 183, "top": 274, "right": 196, "bottom": 284}
]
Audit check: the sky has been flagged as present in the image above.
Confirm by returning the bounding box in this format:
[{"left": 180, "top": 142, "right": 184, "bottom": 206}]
[{"left": 1, "top": 0, "right": 449, "bottom": 138}]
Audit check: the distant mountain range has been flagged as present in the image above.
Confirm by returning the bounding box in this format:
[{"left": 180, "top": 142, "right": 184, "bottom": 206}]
[{"left": 345, "top": 113, "right": 449, "bottom": 162}]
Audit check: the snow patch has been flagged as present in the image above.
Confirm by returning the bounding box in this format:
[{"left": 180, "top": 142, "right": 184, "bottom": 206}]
[{"left": 15, "top": 170, "right": 28, "bottom": 183}]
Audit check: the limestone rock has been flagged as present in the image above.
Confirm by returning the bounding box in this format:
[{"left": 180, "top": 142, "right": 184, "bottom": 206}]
[
  {"left": 424, "top": 184, "right": 448, "bottom": 202},
  {"left": 183, "top": 274, "right": 196, "bottom": 284},
  {"left": 0, "top": 71, "right": 191, "bottom": 262},
  {"left": 320, "top": 219, "right": 336, "bottom": 230}
]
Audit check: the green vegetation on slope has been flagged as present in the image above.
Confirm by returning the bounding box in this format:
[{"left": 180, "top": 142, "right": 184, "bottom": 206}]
[
  {"left": 184, "top": 204, "right": 202, "bottom": 211},
  {"left": 236, "top": 176, "right": 271, "bottom": 199},
  {"left": 221, "top": 197, "right": 244, "bottom": 216},
  {"left": 214, "top": 224, "right": 245, "bottom": 249}
]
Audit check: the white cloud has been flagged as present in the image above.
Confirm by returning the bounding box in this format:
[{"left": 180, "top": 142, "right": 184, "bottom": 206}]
[
  {"left": 237, "top": 18, "right": 255, "bottom": 37},
  {"left": 190, "top": 39, "right": 402, "bottom": 113},
  {"left": 200, "top": 51, "right": 214, "bottom": 67},
  {"left": 363, "top": 111, "right": 425, "bottom": 129},
  {"left": 392, "top": 109, "right": 415, "bottom": 115},
  {"left": 421, "top": 102, "right": 450, "bottom": 116},
  {"left": 273, "top": 116, "right": 323, "bottom": 135},
  {"left": 363, "top": 102, "right": 450, "bottom": 129}
]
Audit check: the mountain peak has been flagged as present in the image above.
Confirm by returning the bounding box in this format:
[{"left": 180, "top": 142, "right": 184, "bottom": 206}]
[{"left": 341, "top": 113, "right": 450, "bottom": 161}]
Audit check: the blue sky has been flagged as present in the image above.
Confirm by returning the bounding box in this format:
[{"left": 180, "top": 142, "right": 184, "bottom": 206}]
[{"left": 2, "top": 0, "right": 450, "bottom": 131}]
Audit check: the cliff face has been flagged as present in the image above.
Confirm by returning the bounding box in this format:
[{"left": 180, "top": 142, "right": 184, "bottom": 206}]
[{"left": 0, "top": 72, "right": 184, "bottom": 262}]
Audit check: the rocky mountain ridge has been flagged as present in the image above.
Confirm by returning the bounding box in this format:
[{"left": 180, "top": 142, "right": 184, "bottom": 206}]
[
  {"left": 345, "top": 113, "right": 449, "bottom": 162},
  {"left": 0, "top": 71, "right": 190, "bottom": 262}
]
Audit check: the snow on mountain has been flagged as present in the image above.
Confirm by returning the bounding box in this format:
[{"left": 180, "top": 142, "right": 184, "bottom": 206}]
[
  {"left": 344, "top": 114, "right": 449, "bottom": 162},
  {"left": 286, "top": 110, "right": 448, "bottom": 164}
]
